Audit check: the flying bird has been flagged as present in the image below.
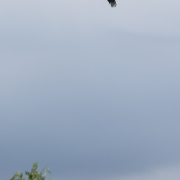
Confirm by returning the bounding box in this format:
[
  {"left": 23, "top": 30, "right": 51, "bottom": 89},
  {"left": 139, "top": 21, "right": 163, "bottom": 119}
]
[{"left": 107, "top": 0, "right": 117, "bottom": 7}]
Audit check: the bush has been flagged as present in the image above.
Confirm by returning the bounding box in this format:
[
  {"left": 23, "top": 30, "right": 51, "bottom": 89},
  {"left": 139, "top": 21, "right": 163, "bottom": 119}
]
[{"left": 10, "top": 162, "right": 51, "bottom": 180}]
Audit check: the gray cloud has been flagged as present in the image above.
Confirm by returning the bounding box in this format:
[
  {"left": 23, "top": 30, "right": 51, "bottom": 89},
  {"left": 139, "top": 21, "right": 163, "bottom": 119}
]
[{"left": 1, "top": 1, "right": 180, "bottom": 180}]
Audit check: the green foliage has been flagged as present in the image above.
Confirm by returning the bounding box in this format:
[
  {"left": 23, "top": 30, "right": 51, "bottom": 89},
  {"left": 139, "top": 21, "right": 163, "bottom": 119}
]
[{"left": 10, "top": 162, "right": 51, "bottom": 180}]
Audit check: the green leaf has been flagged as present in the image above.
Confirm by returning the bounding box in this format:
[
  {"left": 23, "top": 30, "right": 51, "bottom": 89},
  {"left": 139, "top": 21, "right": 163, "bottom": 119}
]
[{"left": 10, "top": 162, "right": 52, "bottom": 180}]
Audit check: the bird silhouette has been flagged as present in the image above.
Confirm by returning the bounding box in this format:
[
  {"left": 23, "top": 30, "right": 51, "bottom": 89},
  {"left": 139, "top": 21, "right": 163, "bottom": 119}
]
[{"left": 107, "top": 0, "right": 117, "bottom": 7}]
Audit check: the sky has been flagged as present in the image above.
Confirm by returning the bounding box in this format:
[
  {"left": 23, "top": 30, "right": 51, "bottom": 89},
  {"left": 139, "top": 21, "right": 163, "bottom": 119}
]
[{"left": 1, "top": 0, "right": 180, "bottom": 180}]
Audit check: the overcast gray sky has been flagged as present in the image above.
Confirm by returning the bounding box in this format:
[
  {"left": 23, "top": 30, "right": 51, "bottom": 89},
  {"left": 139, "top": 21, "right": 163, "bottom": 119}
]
[{"left": 1, "top": 0, "right": 180, "bottom": 180}]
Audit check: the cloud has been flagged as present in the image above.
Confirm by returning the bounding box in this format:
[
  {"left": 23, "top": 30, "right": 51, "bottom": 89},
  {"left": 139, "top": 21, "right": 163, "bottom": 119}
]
[
  {"left": 1, "top": 31, "right": 180, "bottom": 180},
  {"left": 109, "top": 164, "right": 180, "bottom": 180},
  {"left": 0, "top": 0, "right": 180, "bottom": 36},
  {"left": 1, "top": 1, "right": 180, "bottom": 180}
]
